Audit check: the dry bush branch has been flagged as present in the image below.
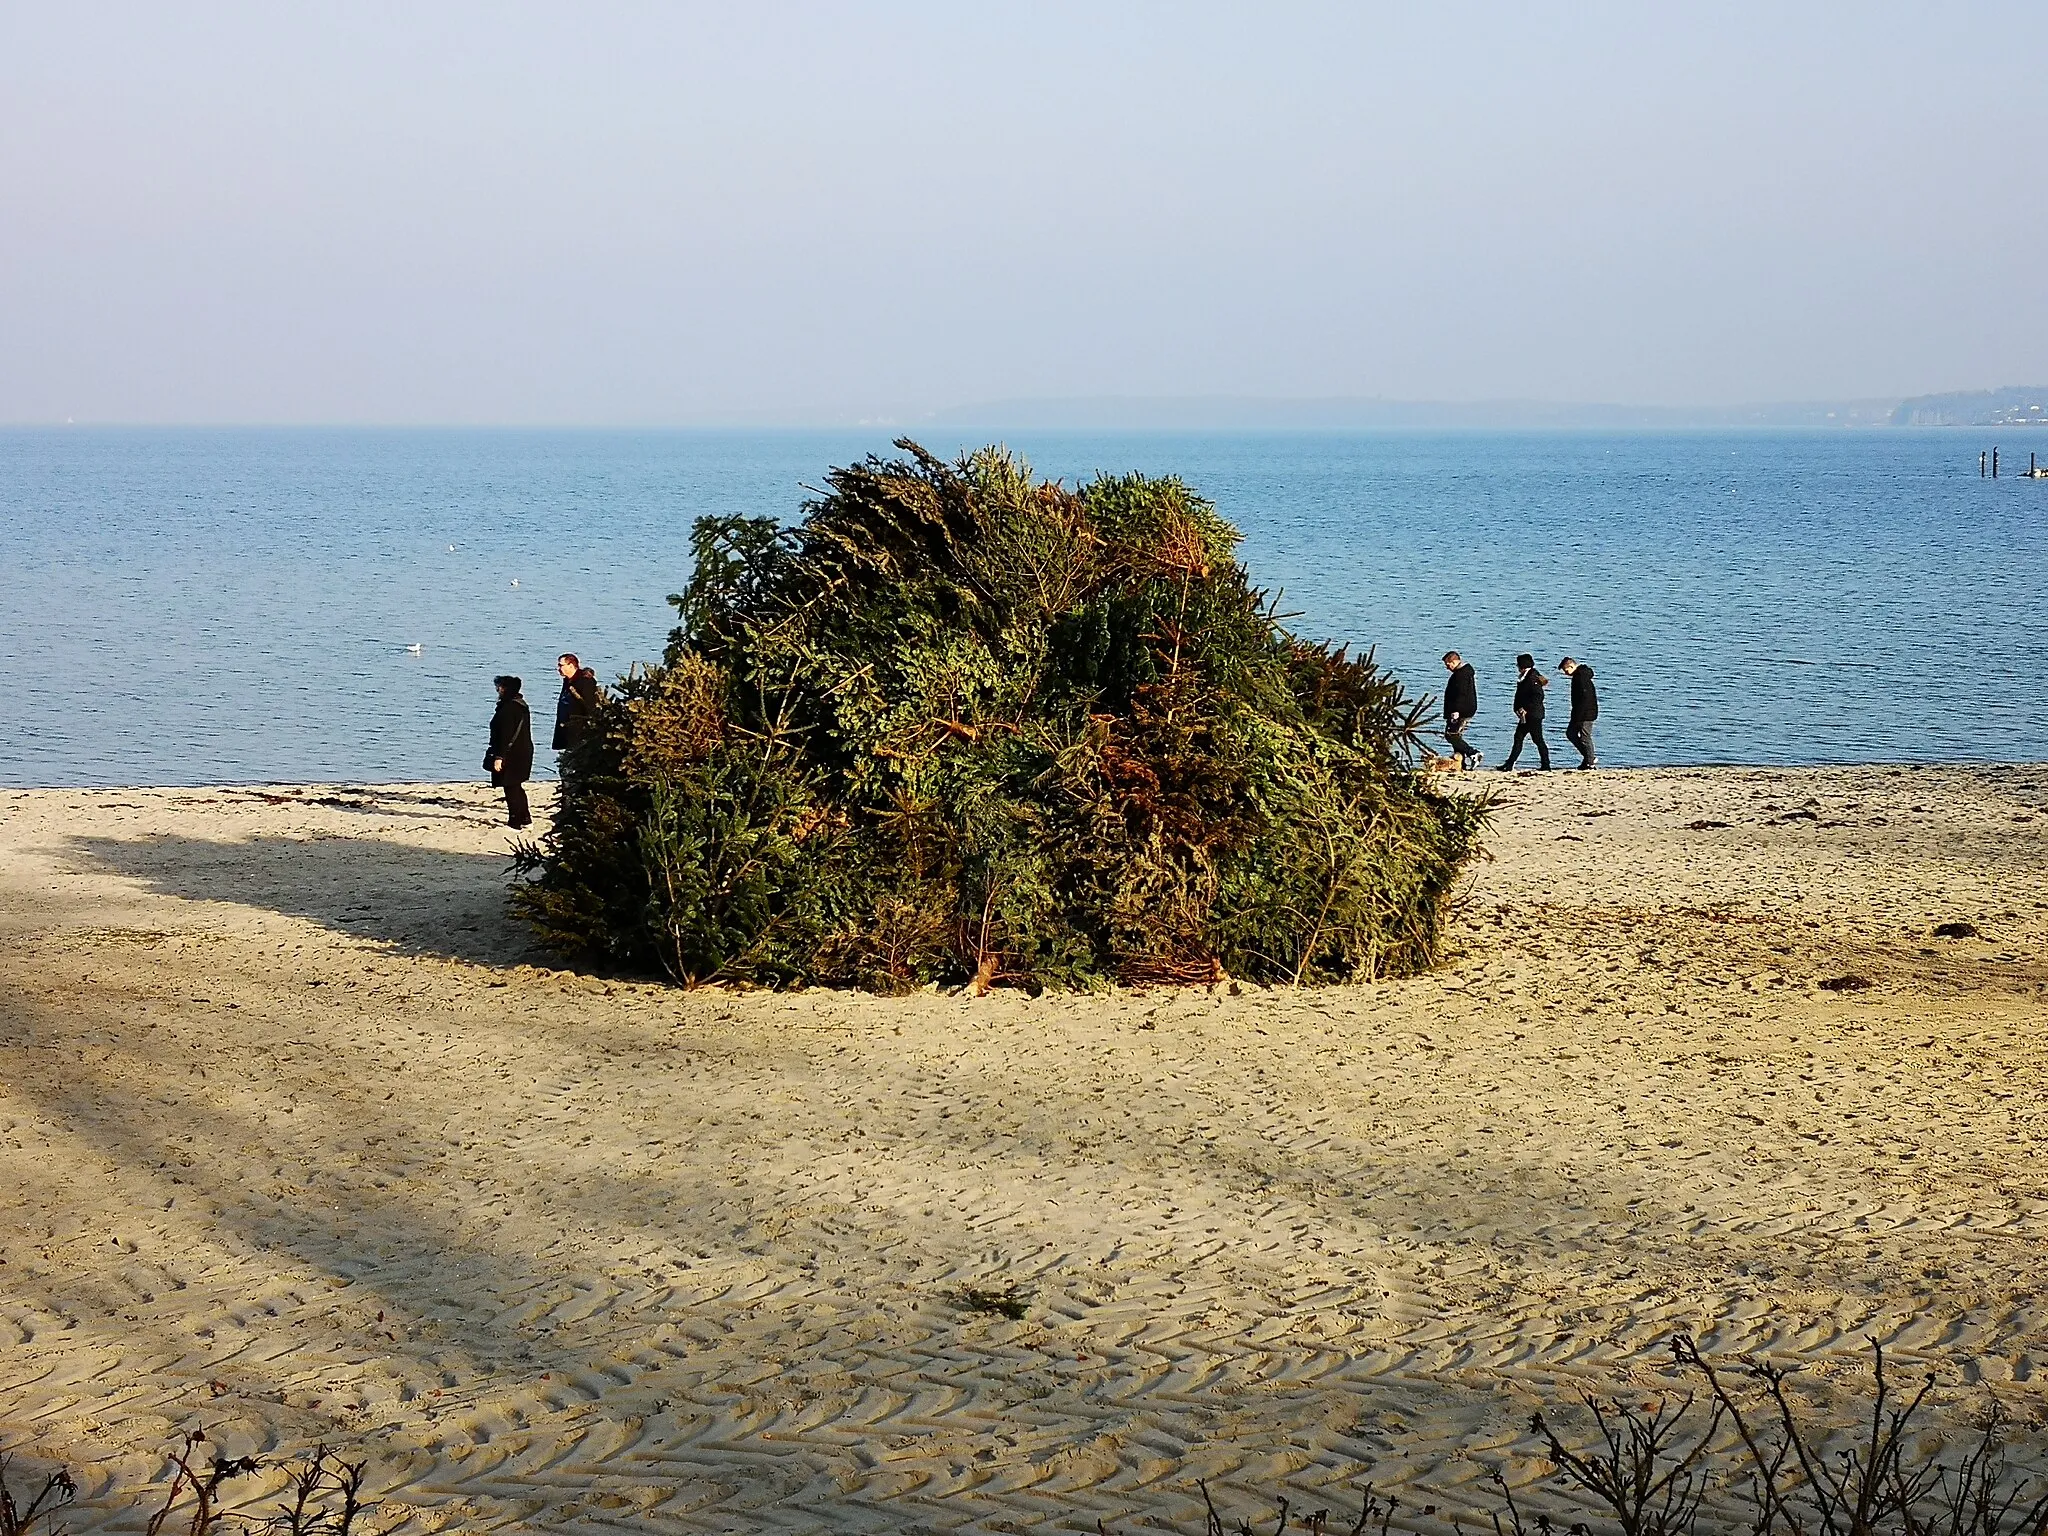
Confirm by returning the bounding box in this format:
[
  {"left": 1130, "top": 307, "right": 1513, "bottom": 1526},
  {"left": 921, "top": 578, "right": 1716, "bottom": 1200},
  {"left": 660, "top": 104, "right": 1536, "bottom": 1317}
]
[
  {"left": 0, "top": 1452, "right": 77, "bottom": 1536},
  {"left": 3, "top": 1430, "right": 392, "bottom": 1536}
]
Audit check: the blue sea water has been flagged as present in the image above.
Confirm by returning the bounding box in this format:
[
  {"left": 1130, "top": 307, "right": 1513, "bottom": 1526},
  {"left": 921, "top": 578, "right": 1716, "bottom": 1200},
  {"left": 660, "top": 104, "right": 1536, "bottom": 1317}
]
[{"left": 2, "top": 427, "right": 2043, "bottom": 787}]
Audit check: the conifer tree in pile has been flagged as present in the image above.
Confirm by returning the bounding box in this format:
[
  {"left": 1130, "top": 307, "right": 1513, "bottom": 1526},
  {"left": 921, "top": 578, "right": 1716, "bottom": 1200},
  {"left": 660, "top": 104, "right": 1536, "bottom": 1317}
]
[{"left": 514, "top": 442, "right": 1486, "bottom": 990}]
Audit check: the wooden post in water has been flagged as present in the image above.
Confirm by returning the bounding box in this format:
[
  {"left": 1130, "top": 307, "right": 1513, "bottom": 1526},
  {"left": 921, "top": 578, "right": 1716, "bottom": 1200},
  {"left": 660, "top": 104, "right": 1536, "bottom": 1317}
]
[
  {"left": 1981, "top": 450, "right": 1988, "bottom": 477},
  {"left": 1993, "top": 446, "right": 2000, "bottom": 478}
]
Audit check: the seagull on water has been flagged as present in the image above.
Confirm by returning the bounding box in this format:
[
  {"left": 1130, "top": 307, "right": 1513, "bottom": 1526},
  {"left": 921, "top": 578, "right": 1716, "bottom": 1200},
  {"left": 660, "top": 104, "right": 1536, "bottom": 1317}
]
[
  {"left": 510, "top": 578, "right": 520, "bottom": 588},
  {"left": 405, "top": 643, "right": 423, "bottom": 656}
]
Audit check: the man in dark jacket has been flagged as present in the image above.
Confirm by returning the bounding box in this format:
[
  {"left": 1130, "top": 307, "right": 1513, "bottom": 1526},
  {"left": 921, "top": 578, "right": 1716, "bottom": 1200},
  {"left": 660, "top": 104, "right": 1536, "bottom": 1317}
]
[
  {"left": 552, "top": 652, "right": 601, "bottom": 752},
  {"left": 1499, "top": 653, "right": 1552, "bottom": 770},
  {"left": 1560, "top": 656, "right": 1598, "bottom": 769},
  {"left": 1441, "top": 651, "right": 1481, "bottom": 768},
  {"left": 487, "top": 675, "right": 534, "bottom": 828}
]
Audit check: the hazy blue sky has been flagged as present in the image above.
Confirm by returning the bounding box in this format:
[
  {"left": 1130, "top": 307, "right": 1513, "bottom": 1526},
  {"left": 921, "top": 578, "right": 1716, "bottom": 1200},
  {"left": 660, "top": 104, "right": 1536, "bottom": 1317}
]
[{"left": 3, "top": 3, "right": 2043, "bottom": 424}]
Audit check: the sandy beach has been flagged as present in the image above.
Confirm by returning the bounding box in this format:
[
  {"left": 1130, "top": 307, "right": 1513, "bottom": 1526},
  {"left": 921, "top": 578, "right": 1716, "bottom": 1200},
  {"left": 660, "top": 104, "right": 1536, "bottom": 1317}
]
[{"left": 4, "top": 765, "right": 2047, "bottom": 1532}]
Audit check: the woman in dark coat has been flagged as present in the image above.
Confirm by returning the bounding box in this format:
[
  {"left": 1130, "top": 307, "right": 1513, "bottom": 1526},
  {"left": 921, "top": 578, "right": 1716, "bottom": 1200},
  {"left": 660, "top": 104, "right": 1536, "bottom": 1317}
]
[
  {"left": 1499, "top": 653, "right": 1552, "bottom": 771},
  {"left": 486, "top": 675, "right": 535, "bottom": 828}
]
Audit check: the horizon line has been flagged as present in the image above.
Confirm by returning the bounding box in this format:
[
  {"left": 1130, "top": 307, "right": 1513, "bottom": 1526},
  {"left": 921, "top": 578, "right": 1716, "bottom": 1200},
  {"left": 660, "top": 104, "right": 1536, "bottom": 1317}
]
[{"left": 5, "top": 384, "right": 2043, "bottom": 433}]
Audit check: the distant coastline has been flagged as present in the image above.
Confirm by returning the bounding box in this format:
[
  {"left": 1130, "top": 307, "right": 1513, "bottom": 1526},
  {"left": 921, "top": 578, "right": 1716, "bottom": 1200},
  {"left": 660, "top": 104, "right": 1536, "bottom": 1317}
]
[
  {"left": 928, "top": 385, "right": 2048, "bottom": 433},
  {"left": 927, "top": 396, "right": 1898, "bottom": 432},
  {"left": 1888, "top": 385, "right": 2048, "bottom": 428}
]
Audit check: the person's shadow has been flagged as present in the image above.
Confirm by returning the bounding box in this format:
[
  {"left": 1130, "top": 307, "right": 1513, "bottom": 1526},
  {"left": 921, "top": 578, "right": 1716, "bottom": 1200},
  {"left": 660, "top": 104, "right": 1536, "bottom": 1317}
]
[{"left": 69, "top": 832, "right": 545, "bottom": 967}]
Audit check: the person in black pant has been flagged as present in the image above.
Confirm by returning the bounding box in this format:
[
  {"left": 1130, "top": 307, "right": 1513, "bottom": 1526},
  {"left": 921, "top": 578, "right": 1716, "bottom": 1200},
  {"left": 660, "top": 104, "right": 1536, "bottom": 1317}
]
[
  {"left": 552, "top": 652, "right": 602, "bottom": 752},
  {"left": 1500, "top": 652, "right": 1551, "bottom": 770},
  {"left": 1441, "top": 651, "right": 1481, "bottom": 768},
  {"left": 1560, "top": 656, "right": 1598, "bottom": 768},
  {"left": 486, "top": 675, "right": 534, "bottom": 828}
]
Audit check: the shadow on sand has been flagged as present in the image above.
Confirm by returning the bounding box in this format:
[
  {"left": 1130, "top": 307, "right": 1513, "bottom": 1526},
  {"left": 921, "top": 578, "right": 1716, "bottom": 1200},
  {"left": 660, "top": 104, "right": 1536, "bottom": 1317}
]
[{"left": 67, "top": 832, "right": 546, "bottom": 967}]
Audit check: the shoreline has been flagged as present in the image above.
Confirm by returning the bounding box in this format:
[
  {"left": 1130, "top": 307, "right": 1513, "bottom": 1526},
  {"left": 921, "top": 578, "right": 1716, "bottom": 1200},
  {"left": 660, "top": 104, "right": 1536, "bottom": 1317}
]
[
  {"left": 4, "top": 765, "right": 2046, "bottom": 1530},
  {"left": 4, "top": 756, "right": 2045, "bottom": 795}
]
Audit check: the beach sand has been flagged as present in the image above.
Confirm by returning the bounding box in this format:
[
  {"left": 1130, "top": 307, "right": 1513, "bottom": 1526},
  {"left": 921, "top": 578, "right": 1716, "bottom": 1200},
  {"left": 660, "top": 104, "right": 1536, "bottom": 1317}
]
[{"left": 3, "top": 767, "right": 2047, "bottom": 1532}]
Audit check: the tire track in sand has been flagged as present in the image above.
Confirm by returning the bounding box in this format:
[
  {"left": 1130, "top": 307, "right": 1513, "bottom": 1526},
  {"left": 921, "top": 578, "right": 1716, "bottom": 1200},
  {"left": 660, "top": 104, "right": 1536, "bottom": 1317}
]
[{"left": 3, "top": 771, "right": 2047, "bottom": 1530}]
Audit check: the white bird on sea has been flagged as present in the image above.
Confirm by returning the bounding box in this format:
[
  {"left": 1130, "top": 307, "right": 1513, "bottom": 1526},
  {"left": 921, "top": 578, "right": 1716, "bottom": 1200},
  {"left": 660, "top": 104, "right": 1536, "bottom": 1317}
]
[
  {"left": 510, "top": 578, "right": 520, "bottom": 588},
  {"left": 405, "top": 643, "right": 423, "bottom": 656},
  {"left": 447, "top": 544, "right": 457, "bottom": 553}
]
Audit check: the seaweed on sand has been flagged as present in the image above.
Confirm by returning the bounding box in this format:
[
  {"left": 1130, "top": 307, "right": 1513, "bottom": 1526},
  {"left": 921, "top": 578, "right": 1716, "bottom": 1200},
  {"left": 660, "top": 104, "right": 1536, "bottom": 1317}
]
[{"left": 513, "top": 441, "right": 1486, "bottom": 990}]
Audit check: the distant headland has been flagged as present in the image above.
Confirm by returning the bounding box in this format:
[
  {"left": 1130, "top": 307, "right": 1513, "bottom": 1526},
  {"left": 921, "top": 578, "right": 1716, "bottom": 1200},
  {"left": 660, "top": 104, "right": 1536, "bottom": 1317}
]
[{"left": 1888, "top": 385, "right": 2048, "bottom": 427}]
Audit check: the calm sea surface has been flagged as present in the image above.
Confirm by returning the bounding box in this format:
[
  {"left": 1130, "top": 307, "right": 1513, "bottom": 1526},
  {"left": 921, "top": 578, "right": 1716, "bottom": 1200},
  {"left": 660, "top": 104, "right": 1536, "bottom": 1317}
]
[{"left": 2, "top": 427, "right": 2042, "bottom": 786}]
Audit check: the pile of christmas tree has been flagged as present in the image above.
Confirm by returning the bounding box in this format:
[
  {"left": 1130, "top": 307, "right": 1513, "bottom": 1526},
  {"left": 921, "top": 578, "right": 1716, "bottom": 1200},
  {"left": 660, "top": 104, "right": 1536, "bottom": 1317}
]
[{"left": 514, "top": 442, "right": 1485, "bottom": 990}]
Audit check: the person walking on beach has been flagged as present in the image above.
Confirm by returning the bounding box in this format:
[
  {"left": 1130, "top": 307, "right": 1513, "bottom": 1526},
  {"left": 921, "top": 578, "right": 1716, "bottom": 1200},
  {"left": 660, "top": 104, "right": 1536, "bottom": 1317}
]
[
  {"left": 1500, "top": 653, "right": 1552, "bottom": 770},
  {"left": 486, "top": 675, "right": 534, "bottom": 829},
  {"left": 1442, "top": 651, "right": 1481, "bottom": 769},
  {"left": 552, "top": 653, "right": 601, "bottom": 753},
  {"left": 1560, "top": 656, "right": 1598, "bottom": 769}
]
